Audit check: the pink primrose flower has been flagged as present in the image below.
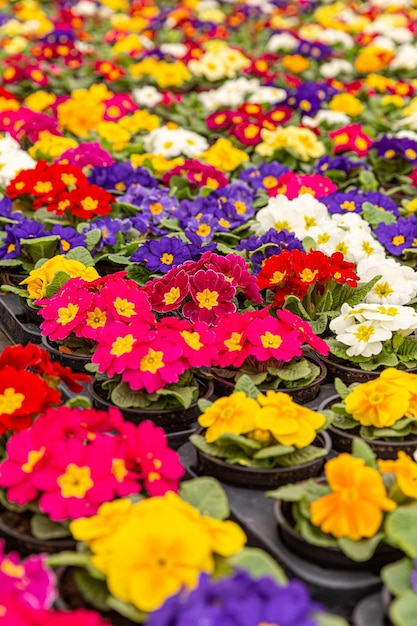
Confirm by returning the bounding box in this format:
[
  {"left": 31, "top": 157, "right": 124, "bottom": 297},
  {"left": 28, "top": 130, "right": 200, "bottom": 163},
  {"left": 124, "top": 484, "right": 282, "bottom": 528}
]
[
  {"left": 38, "top": 282, "right": 93, "bottom": 341},
  {"left": 246, "top": 315, "right": 302, "bottom": 362},
  {"left": 101, "top": 277, "right": 155, "bottom": 326},
  {"left": 183, "top": 268, "right": 236, "bottom": 324},
  {"left": 143, "top": 267, "right": 190, "bottom": 313},
  {"left": 203, "top": 251, "right": 263, "bottom": 304},
  {"left": 212, "top": 311, "right": 252, "bottom": 368},
  {"left": 276, "top": 309, "right": 330, "bottom": 355}
]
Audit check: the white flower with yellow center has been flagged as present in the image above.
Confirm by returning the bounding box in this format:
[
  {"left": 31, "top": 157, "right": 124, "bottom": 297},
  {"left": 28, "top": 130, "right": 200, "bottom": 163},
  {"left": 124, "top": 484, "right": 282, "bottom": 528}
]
[
  {"left": 132, "top": 86, "right": 163, "bottom": 108},
  {"left": 143, "top": 127, "right": 208, "bottom": 158},
  {"left": 329, "top": 303, "right": 358, "bottom": 335},
  {"left": 336, "top": 321, "right": 392, "bottom": 357},
  {"left": 355, "top": 303, "right": 417, "bottom": 333},
  {"left": 357, "top": 256, "right": 417, "bottom": 305},
  {"left": 267, "top": 32, "right": 298, "bottom": 52}
]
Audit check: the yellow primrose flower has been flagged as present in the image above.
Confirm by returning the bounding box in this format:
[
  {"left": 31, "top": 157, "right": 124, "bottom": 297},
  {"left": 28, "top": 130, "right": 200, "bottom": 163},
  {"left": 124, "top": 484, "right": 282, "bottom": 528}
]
[
  {"left": 344, "top": 373, "right": 413, "bottom": 428},
  {"left": 24, "top": 91, "right": 56, "bottom": 113},
  {"left": 130, "top": 153, "right": 184, "bottom": 173},
  {"left": 365, "top": 74, "right": 396, "bottom": 93},
  {"left": 310, "top": 454, "right": 396, "bottom": 540},
  {"left": 378, "top": 452, "right": 417, "bottom": 499},
  {"left": 20, "top": 255, "right": 99, "bottom": 299},
  {"left": 28, "top": 131, "right": 78, "bottom": 159},
  {"left": 406, "top": 198, "right": 417, "bottom": 213},
  {"left": 256, "top": 125, "right": 325, "bottom": 161},
  {"left": 403, "top": 98, "right": 417, "bottom": 117},
  {"left": 354, "top": 47, "right": 394, "bottom": 74},
  {"left": 282, "top": 55, "right": 309, "bottom": 73},
  {"left": 57, "top": 98, "right": 105, "bottom": 138},
  {"left": 198, "top": 8, "right": 225, "bottom": 22},
  {"left": 73, "top": 493, "right": 245, "bottom": 612},
  {"left": 198, "top": 392, "right": 258, "bottom": 443},
  {"left": 329, "top": 93, "right": 364, "bottom": 117},
  {"left": 3, "top": 36, "right": 28, "bottom": 54},
  {"left": 112, "top": 33, "right": 143, "bottom": 55},
  {"left": 200, "top": 138, "right": 249, "bottom": 172},
  {"left": 255, "top": 391, "right": 325, "bottom": 448},
  {"left": 101, "top": 0, "right": 129, "bottom": 11},
  {"left": 96, "top": 121, "right": 131, "bottom": 151},
  {"left": 119, "top": 110, "right": 160, "bottom": 133},
  {"left": 381, "top": 95, "right": 404, "bottom": 108}
]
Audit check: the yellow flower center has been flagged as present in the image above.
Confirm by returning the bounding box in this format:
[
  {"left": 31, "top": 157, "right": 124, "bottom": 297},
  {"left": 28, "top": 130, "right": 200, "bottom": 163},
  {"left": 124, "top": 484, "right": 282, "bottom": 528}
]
[
  {"left": 274, "top": 220, "right": 290, "bottom": 231},
  {"left": 0, "top": 559, "right": 25, "bottom": 579},
  {"left": 110, "top": 334, "right": 135, "bottom": 356},
  {"left": 149, "top": 202, "right": 163, "bottom": 215},
  {"left": 196, "top": 223, "right": 211, "bottom": 237},
  {"left": 61, "top": 173, "right": 77, "bottom": 186},
  {"left": 369, "top": 392, "right": 384, "bottom": 405},
  {"left": 341, "top": 200, "right": 356, "bottom": 211},
  {"left": 22, "top": 447, "right": 46, "bottom": 473},
  {"left": 61, "top": 240, "right": 71, "bottom": 252},
  {"left": 80, "top": 196, "right": 99, "bottom": 212},
  {"left": 196, "top": 289, "right": 219, "bottom": 310},
  {"left": 34, "top": 180, "right": 52, "bottom": 193},
  {"left": 392, "top": 235, "right": 405, "bottom": 246},
  {"left": 304, "top": 216, "right": 317, "bottom": 229},
  {"left": 163, "top": 287, "right": 181, "bottom": 305},
  {"left": 224, "top": 332, "right": 243, "bottom": 352},
  {"left": 57, "top": 464, "right": 93, "bottom": 498},
  {"left": 139, "top": 348, "right": 164, "bottom": 373},
  {"left": 317, "top": 233, "right": 330, "bottom": 244},
  {"left": 57, "top": 302, "right": 79, "bottom": 325},
  {"left": 340, "top": 487, "right": 358, "bottom": 503},
  {"left": 377, "top": 305, "right": 397, "bottom": 316},
  {"left": 299, "top": 268, "right": 318, "bottom": 282},
  {"left": 114, "top": 297, "right": 135, "bottom": 317},
  {"left": 234, "top": 200, "right": 247, "bottom": 214},
  {"left": 263, "top": 176, "right": 278, "bottom": 188},
  {"left": 7, "top": 243, "right": 16, "bottom": 254},
  {"left": 86, "top": 307, "right": 107, "bottom": 328},
  {"left": 160, "top": 252, "right": 174, "bottom": 265},
  {"left": 271, "top": 270, "right": 286, "bottom": 284},
  {"left": 353, "top": 325, "right": 375, "bottom": 342},
  {"left": 0, "top": 387, "right": 25, "bottom": 415},
  {"left": 112, "top": 458, "right": 128, "bottom": 482},
  {"left": 180, "top": 330, "right": 203, "bottom": 350},
  {"left": 260, "top": 331, "right": 282, "bottom": 349},
  {"left": 374, "top": 282, "right": 394, "bottom": 297},
  {"left": 335, "top": 242, "right": 349, "bottom": 255}
]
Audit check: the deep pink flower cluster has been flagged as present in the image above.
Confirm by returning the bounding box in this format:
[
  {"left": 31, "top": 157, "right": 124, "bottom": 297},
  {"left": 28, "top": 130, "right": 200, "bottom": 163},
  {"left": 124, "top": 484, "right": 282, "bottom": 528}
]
[
  {"left": 37, "top": 272, "right": 154, "bottom": 342},
  {"left": 212, "top": 308, "right": 329, "bottom": 368},
  {"left": 0, "top": 406, "right": 184, "bottom": 521},
  {"left": 143, "top": 250, "right": 262, "bottom": 323},
  {"left": 0, "top": 597, "right": 110, "bottom": 626}
]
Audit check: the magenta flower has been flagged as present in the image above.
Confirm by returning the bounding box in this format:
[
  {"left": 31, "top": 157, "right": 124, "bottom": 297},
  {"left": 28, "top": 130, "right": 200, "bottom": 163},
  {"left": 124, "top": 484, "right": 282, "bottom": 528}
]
[
  {"left": 0, "top": 596, "right": 111, "bottom": 626},
  {"left": 117, "top": 420, "right": 184, "bottom": 496},
  {"left": 203, "top": 251, "right": 263, "bottom": 304},
  {"left": 0, "top": 543, "right": 57, "bottom": 610},
  {"left": 101, "top": 277, "right": 155, "bottom": 326},
  {"left": 143, "top": 268, "right": 190, "bottom": 313},
  {"left": 276, "top": 309, "right": 330, "bottom": 355},
  {"left": 122, "top": 330, "right": 185, "bottom": 393},
  {"left": 246, "top": 316, "right": 302, "bottom": 362},
  {"left": 212, "top": 312, "right": 253, "bottom": 368},
  {"left": 92, "top": 320, "right": 155, "bottom": 378},
  {"left": 183, "top": 269, "right": 236, "bottom": 325},
  {"left": 39, "top": 281, "right": 93, "bottom": 341},
  {"left": 34, "top": 437, "right": 117, "bottom": 521},
  {"left": 160, "top": 318, "right": 217, "bottom": 368}
]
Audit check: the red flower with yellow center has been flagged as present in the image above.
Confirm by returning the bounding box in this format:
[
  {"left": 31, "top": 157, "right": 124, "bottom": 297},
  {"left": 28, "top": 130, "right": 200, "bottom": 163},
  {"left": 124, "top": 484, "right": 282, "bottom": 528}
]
[{"left": 183, "top": 269, "right": 236, "bottom": 325}]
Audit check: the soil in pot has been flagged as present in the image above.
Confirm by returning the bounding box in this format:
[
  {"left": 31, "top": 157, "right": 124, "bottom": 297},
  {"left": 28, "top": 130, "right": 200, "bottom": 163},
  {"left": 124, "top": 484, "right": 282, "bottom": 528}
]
[
  {"left": 0, "top": 507, "right": 75, "bottom": 557},
  {"left": 88, "top": 378, "right": 214, "bottom": 434},
  {"left": 193, "top": 431, "right": 332, "bottom": 490},
  {"left": 211, "top": 354, "right": 327, "bottom": 405},
  {"left": 274, "top": 499, "right": 402, "bottom": 574},
  {"left": 41, "top": 335, "right": 91, "bottom": 374},
  {"left": 320, "top": 395, "right": 417, "bottom": 460}
]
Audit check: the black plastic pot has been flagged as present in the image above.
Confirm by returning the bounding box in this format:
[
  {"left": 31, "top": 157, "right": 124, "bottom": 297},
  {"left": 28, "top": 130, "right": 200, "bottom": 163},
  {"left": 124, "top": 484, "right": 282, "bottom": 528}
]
[
  {"left": 0, "top": 293, "right": 42, "bottom": 345},
  {"left": 193, "top": 431, "right": 331, "bottom": 490},
  {"left": 274, "top": 499, "right": 402, "bottom": 574},
  {"left": 320, "top": 395, "right": 417, "bottom": 459},
  {"left": 351, "top": 592, "right": 385, "bottom": 626},
  {"left": 88, "top": 378, "right": 214, "bottom": 446},
  {"left": 211, "top": 354, "right": 327, "bottom": 405},
  {"left": 41, "top": 335, "right": 91, "bottom": 373},
  {"left": 320, "top": 354, "right": 417, "bottom": 386},
  {"left": 0, "top": 507, "right": 75, "bottom": 557}
]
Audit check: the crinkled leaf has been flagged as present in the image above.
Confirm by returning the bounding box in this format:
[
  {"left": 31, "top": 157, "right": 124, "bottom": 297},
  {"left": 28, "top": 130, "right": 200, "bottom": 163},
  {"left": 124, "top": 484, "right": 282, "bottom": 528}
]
[
  {"left": 297, "top": 516, "right": 339, "bottom": 548},
  {"left": 73, "top": 570, "right": 110, "bottom": 612},
  {"left": 274, "top": 445, "right": 327, "bottom": 468},
  {"left": 385, "top": 506, "right": 417, "bottom": 557},
  {"left": 228, "top": 547, "right": 287, "bottom": 584},
  {"left": 31, "top": 513, "right": 71, "bottom": 540},
  {"left": 382, "top": 558, "right": 414, "bottom": 597},
  {"left": 233, "top": 374, "right": 260, "bottom": 399},
  {"left": 337, "top": 533, "right": 383, "bottom": 562},
  {"left": 20, "top": 235, "right": 60, "bottom": 263},
  {"left": 84, "top": 228, "right": 102, "bottom": 250},
  {"left": 253, "top": 444, "right": 295, "bottom": 459},
  {"left": 190, "top": 434, "right": 230, "bottom": 459},
  {"left": 65, "top": 246, "right": 95, "bottom": 267},
  {"left": 334, "top": 377, "right": 351, "bottom": 400},
  {"left": 266, "top": 480, "right": 315, "bottom": 501},
  {"left": 45, "top": 270, "right": 71, "bottom": 298},
  {"left": 157, "top": 385, "right": 196, "bottom": 409},
  {"left": 344, "top": 275, "right": 382, "bottom": 307},
  {"left": 362, "top": 202, "right": 397, "bottom": 226},
  {"left": 390, "top": 591, "right": 417, "bottom": 626},
  {"left": 271, "top": 359, "right": 311, "bottom": 382},
  {"left": 217, "top": 433, "right": 262, "bottom": 451},
  {"left": 283, "top": 294, "right": 312, "bottom": 321},
  {"left": 351, "top": 438, "right": 377, "bottom": 469},
  {"left": 197, "top": 397, "right": 213, "bottom": 412},
  {"left": 332, "top": 413, "right": 359, "bottom": 430},
  {"left": 180, "top": 477, "right": 229, "bottom": 519}
]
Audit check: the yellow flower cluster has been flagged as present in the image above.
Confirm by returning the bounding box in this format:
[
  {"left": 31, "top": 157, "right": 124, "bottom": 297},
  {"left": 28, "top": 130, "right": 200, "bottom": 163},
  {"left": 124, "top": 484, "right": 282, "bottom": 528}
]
[
  {"left": 130, "top": 58, "right": 191, "bottom": 88},
  {"left": 255, "top": 125, "right": 325, "bottom": 161},
  {"left": 188, "top": 42, "right": 250, "bottom": 81},
  {"left": 21, "top": 255, "right": 99, "bottom": 299},
  {"left": 198, "top": 390, "right": 325, "bottom": 448},
  {"left": 28, "top": 131, "right": 78, "bottom": 160},
  {"left": 343, "top": 368, "right": 417, "bottom": 428},
  {"left": 200, "top": 138, "right": 249, "bottom": 172},
  {"left": 70, "top": 493, "right": 246, "bottom": 612},
  {"left": 57, "top": 85, "right": 112, "bottom": 138}
]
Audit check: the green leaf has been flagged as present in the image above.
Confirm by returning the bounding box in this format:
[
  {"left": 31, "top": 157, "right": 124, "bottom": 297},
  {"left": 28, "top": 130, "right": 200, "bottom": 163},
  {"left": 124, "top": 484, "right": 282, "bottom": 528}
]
[
  {"left": 309, "top": 314, "right": 330, "bottom": 336},
  {"left": 337, "top": 533, "right": 383, "bottom": 562},
  {"left": 228, "top": 547, "right": 287, "bottom": 584},
  {"left": 217, "top": 433, "right": 262, "bottom": 452},
  {"left": 111, "top": 382, "right": 152, "bottom": 409},
  {"left": 275, "top": 445, "right": 327, "bottom": 468},
  {"left": 283, "top": 294, "right": 312, "bottom": 321},
  {"left": 233, "top": 374, "right": 260, "bottom": 399},
  {"left": 381, "top": 558, "right": 414, "bottom": 597},
  {"left": 106, "top": 596, "right": 147, "bottom": 623},
  {"left": 253, "top": 444, "right": 295, "bottom": 459},
  {"left": 189, "top": 434, "right": 230, "bottom": 459},
  {"left": 398, "top": 337, "right": 417, "bottom": 358},
  {"left": 180, "top": 477, "right": 229, "bottom": 519},
  {"left": 266, "top": 480, "right": 314, "bottom": 501},
  {"left": 44, "top": 270, "right": 71, "bottom": 297},
  {"left": 107, "top": 253, "right": 131, "bottom": 265},
  {"left": 46, "top": 551, "right": 92, "bottom": 569},
  {"left": 73, "top": 570, "right": 110, "bottom": 612},
  {"left": 344, "top": 275, "right": 382, "bottom": 307},
  {"left": 390, "top": 591, "right": 417, "bottom": 626},
  {"left": 315, "top": 613, "right": 350, "bottom": 626},
  {"left": 197, "top": 397, "right": 213, "bottom": 412},
  {"left": 271, "top": 359, "right": 311, "bottom": 381},
  {"left": 332, "top": 413, "right": 359, "bottom": 430},
  {"left": 297, "top": 516, "right": 339, "bottom": 548},
  {"left": 20, "top": 235, "right": 60, "bottom": 263},
  {"left": 351, "top": 438, "right": 377, "bottom": 468},
  {"left": 359, "top": 170, "right": 379, "bottom": 191},
  {"left": 0, "top": 259, "right": 23, "bottom": 267},
  {"left": 84, "top": 228, "right": 102, "bottom": 250},
  {"left": 65, "top": 246, "right": 95, "bottom": 267},
  {"left": 334, "top": 377, "right": 351, "bottom": 400},
  {"left": 1, "top": 284, "right": 29, "bottom": 297},
  {"left": 31, "top": 513, "right": 71, "bottom": 540},
  {"left": 361, "top": 202, "right": 397, "bottom": 227},
  {"left": 385, "top": 506, "right": 417, "bottom": 557},
  {"left": 157, "top": 385, "right": 195, "bottom": 409}
]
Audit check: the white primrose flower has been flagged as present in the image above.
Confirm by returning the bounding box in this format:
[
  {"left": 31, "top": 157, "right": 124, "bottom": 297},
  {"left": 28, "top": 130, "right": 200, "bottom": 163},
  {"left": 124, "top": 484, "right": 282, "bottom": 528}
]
[
  {"left": 329, "top": 303, "right": 358, "bottom": 335},
  {"left": 320, "top": 59, "right": 354, "bottom": 79},
  {"left": 132, "top": 86, "right": 163, "bottom": 108},
  {"left": 248, "top": 87, "right": 287, "bottom": 104},
  {"left": 254, "top": 194, "right": 330, "bottom": 239},
  {"left": 355, "top": 303, "right": 417, "bottom": 333},
  {"left": 316, "top": 29, "right": 355, "bottom": 48},
  {"left": 143, "top": 127, "right": 208, "bottom": 158},
  {"left": 198, "top": 78, "right": 261, "bottom": 111},
  {"left": 357, "top": 256, "right": 417, "bottom": 305},
  {"left": 336, "top": 321, "right": 392, "bottom": 357},
  {"left": 390, "top": 44, "right": 417, "bottom": 71},
  {"left": 343, "top": 231, "right": 386, "bottom": 263},
  {"left": 267, "top": 32, "right": 298, "bottom": 52}
]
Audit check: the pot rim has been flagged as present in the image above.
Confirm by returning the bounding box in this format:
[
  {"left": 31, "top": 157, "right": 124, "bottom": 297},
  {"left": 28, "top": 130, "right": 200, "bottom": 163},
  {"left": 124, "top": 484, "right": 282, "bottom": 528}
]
[{"left": 41, "top": 335, "right": 92, "bottom": 362}]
